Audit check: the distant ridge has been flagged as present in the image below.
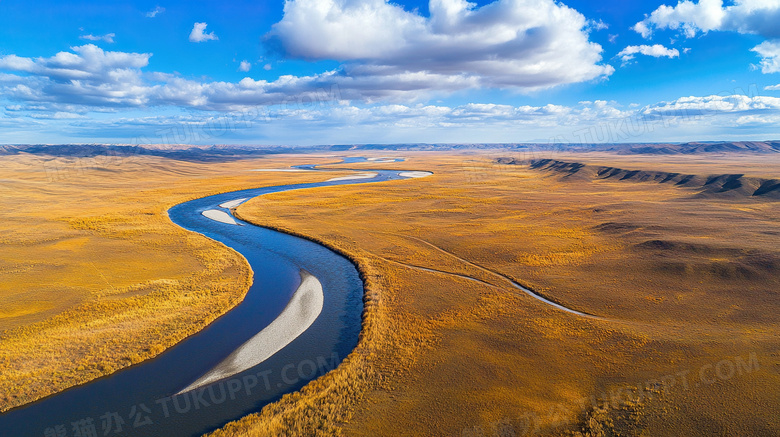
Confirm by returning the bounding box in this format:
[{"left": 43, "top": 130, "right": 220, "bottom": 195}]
[
  {"left": 586, "top": 141, "right": 780, "bottom": 155},
  {"left": 1, "top": 141, "right": 779, "bottom": 158},
  {"left": 0, "top": 144, "right": 295, "bottom": 162},
  {"left": 323, "top": 141, "right": 780, "bottom": 154},
  {"left": 503, "top": 158, "right": 780, "bottom": 200}
]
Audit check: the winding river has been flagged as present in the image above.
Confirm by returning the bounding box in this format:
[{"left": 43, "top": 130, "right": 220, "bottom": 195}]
[{"left": 0, "top": 157, "right": 427, "bottom": 437}]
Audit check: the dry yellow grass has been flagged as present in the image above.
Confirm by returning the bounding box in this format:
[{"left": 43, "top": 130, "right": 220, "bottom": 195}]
[
  {"left": 0, "top": 153, "right": 354, "bottom": 411},
  {"left": 3, "top": 151, "right": 777, "bottom": 436},
  {"left": 213, "top": 152, "right": 779, "bottom": 437}
]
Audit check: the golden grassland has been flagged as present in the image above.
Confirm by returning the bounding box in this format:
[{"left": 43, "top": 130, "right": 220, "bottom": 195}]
[
  {"left": 0, "top": 153, "right": 354, "bottom": 411},
  {"left": 213, "top": 151, "right": 779, "bottom": 436}
]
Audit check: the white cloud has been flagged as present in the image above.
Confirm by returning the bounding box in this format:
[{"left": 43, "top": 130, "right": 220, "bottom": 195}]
[
  {"left": 189, "top": 22, "right": 218, "bottom": 43},
  {"left": 0, "top": 2, "right": 618, "bottom": 114},
  {"left": 268, "top": 0, "right": 614, "bottom": 90},
  {"left": 752, "top": 40, "right": 780, "bottom": 73},
  {"left": 57, "top": 101, "right": 634, "bottom": 140},
  {"left": 0, "top": 72, "right": 24, "bottom": 83},
  {"left": 2, "top": 42, "right": 776, "bottom": 141},
  {"left": 79, "top": 33, "right": 116, "bottom": 43},
  {"left": 634, "top": 0, "right": 780, "bottom": 74},
  {"left": 0, "top": 44, "right": 485, "bottom": 110},
  {"left": 4, "top": 91, "right": 780, "bottom": 144},
  {"left": 0, "top": 45, "right": 150, "bottom": 79},
  {"left": 733, "top": 113, "right": 780, "bottom": 125},
  {"left": 633, "top": 0, "right": 726, "bottom": 38},
  {"left": 634, "top": 0, "right": 780, "bottom": 39},
  {"left": 640, "top": 94, "right": 780, "bottom": 120},
  {"left": 29, "top": 111, "right": 86, "bottom": 120},
  {"left": 66, "top": 92, "right": 780, "bottom": 143},
  {"left": 0, "top": 45, "right": 151, "bottom": 107},
  {"left": 238, "top": 60, "right": 252, "bottom": 72},
  {"left": 146, "top": 6, "right": 165, "bottom": 18},
  {"left": 588, "top": 19, "right": 609, "bottom": 31},
  {"left": 617, "top": 44, "right": 680, "bottom": 63},
  {"left": 765, "top": 83, "right": 780, "bottom": 90}
]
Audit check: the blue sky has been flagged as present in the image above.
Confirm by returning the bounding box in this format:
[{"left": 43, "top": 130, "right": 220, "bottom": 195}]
[{"left": 1, "top": 0, "right": 779, "bottom": 145}]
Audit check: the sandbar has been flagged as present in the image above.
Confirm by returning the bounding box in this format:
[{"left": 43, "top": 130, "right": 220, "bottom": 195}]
[
  {"left": 202, "top": 209, "right": 239, "bottom": 225},
  {"left": 327, "top": 172, "right": 378, "bottom": 182},
  {"left": 219, "top": 198, "right": 248, "bottom": 209},
  {"left": 399, "top": 171, "right": 433, "bottom": 178},
  {"left": 178, "top": 270, "right": 324, "bottom": 393}
]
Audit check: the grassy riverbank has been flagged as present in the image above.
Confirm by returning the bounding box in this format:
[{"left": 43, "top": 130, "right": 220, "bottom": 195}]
[
  {"left": 217, "top": 152, "right": 780, "bottom": 436},
  {"left": 0, "top": 154, "right": 352, "bottom": 411}
]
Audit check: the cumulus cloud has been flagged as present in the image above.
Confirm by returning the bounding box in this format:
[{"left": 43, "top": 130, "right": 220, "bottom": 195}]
[
  {"left": 0, "top": 2, "right": 618, "bottom": 114},
  {"left": 0, "top": 44, "right": 474, "bottom": 111},
  {"left": 29, "top": 111, "right": 86, "bottom": 120},
  {"left": 238, "top": 60, "right": 252, "bottom": 72},
  {"left": 765, "top": 83, "right": 780, "bottom": 90},
  {"left": 588, "top": 19, "right": 609, "bottom": 31},
  {"left": 0, "top": 45, "right": 150, "bottom": 80},
  {"left": 633, "top": 0, "right": 780, "bottom": 39},
  {"left": 146, "top": 6, "right": 165, "bottom": 18},
  {"left": 59, "top": 100, "right": 633, "bottom": 141},
  {"left": 79, "top": 33, "right": 116, "bottom": 43},
  {"left": 617, "top": 44, "right": 680, "bottom": 63},
  {"left": 189, "top": 22, "right": 218, "bottom": 43},
  {"left": 70, "top": 92, "right": 780, "bottom": 144},
  {"left": 0, "top": 44, "right": 151, "bottom": 107},
  {"left": 752, "top": 40, "right": 780, "bottom": 73},
  {"left": 268, "top": 0, "right": 614, "bottom": 90},
  {"left": 0, "top": 46, "right": 408, "bottom": 110},
  {"left": 4, "top": 42, "right": 775, "bottom": 136},
  {"left": 5, "top": 90, "right": 780, "bottom": 144},
  {"left": 640, "top": 94, "right": 780, "bottom": 121},
  {"left": 634, "top": 0, "right": 780, "bottom": 73}
]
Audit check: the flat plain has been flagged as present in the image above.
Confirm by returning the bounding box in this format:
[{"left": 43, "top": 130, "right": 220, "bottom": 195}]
[
  {"left": 0, "top": 153, "right": 352, "bottom": 411},
  {"left": 219, "top": 151, "right": 779, "bottom": 436},
  {"left": 1, "top": 150, "right": 778, "bottom": 437}
]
